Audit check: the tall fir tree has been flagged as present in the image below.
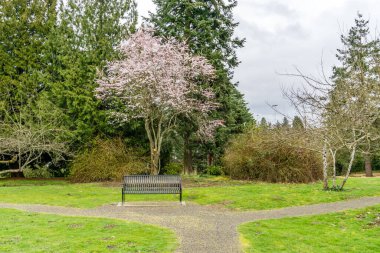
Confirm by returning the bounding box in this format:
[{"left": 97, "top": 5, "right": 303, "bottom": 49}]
[
  {"left": 43, "top": 0, "right": 137, "bottom": 147},
  {"left": 292, "top": 116, "right": 304, "bottom": 129},
  {"left": 331, "top": 13, "right": 380, "bottom": 177},
  {"left": 333, "top": 13, "right": 380, "bottom": 82},
  {"left": 148, "top": 0, "right": 253, "bottom": 172},
  {"left": 281, "top": 117, "right": 290, "bottom": 128},
  {"left": 260, "top": 117, "right": 268, "bottom": 129},
  {"left": 0, "top": 0, "right": 57, "bottom": 109}
]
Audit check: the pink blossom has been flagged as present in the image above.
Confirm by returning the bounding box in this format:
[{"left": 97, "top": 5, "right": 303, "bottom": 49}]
[
  {"left": 197, "top": 120, "right": 225, "bottom": 141},
  {"left": 95, "top": 29, "right": 223, "bottom": 173},
  {"left": 96, "top": 28, "right": 218, "bottom": 125}
]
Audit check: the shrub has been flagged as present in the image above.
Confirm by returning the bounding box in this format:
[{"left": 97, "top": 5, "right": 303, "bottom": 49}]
[
  {"left": 223, "top": 128, "right": 322, "bottom": 183},
  {"left": 162, "top": 162, "right": 182, "bottom": 175},
  {"left": 70, "top": 138, "right": 148, "bottom": 182},
  {"left": 0, "top": 173, "right": 10, "bottom": 179},
  {"left": 204, "top": 165, "right": 223, "bottom": 176},
  {"left": 23, "top": 165, "right": 53, "bottom": 179}
]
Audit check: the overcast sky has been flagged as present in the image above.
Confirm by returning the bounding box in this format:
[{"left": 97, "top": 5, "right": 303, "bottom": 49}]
[{"left": 136, "top": 0, "right": 380, "bottom": 122}]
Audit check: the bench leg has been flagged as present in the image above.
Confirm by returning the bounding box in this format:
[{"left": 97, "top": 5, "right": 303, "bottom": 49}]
[
  {"left": 122, "top": 188, "right": 125, "bottom": 206},
  {"left": 180, "top": 188, "right": 182, "bottom": 204}
]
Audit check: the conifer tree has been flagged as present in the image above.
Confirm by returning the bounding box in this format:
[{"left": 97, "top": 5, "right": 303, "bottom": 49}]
[
  {"left": 260, "top": 117, "right": 268, "bottom": 129},
  {"left": 331, "top": 13, "right": 380, "bottom": 177},
  {"left": 292, "top": 116, "right": 304, "bottom": 129},
  {"left": 0, "top": 0, "right": 57, "bottom": 109},
  {"left": 44, "top": 0, "right": 137, "bottom": 147},
  {"left": 281, "top": 117, "right": 290, "bottom": 128},
  {"left": 148, "top": 0, "right": 252, "bottom": 172}
]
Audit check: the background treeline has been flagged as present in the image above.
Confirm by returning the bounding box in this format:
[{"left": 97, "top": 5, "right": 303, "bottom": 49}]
[
  {"left": 258, "top": 116, "right": 380, "bottom": 176},
  {"left": 1, "top": 1, "right": 377, "bottom": 185}
]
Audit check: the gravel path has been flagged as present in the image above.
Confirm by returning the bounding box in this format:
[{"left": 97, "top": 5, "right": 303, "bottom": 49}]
[{"left": 1, "top": 196, "right": 380, "bottom": 253}]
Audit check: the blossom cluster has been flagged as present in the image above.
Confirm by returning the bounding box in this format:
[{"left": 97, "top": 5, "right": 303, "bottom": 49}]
[{"left": 96, "top": 29, "right": 216, "bottom": 121}]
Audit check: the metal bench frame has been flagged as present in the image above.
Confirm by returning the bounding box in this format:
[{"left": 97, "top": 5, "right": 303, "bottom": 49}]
[{"left": 122, "top": 175, "right": 182, "bottom": 204}]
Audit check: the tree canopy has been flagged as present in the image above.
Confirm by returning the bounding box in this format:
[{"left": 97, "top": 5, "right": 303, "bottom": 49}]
[
  {"left": 147, "top": 0, "right": 253, "bottom": 171},
  {"left": 96, "top": 29, "right": 221, "bottom": 174}
]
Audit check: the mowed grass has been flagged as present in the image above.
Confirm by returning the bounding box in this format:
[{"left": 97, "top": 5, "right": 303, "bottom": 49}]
[
  {"left": 189, "top": 177, "right": 380, "bottom": 210},
  {"left": 0, "top": 177, "right": 379, "bottom": 210},
  {"left": 0, "top": 208, "right": 177, "bottom": 253},
  {"left": 239, "top": 205, "right": 380, "bottom": 253}
]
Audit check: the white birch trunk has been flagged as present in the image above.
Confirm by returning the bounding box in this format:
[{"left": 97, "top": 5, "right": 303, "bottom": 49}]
[
  {"left": 322, "top": 142, "right": 329, "bottom": 190},
  {"left": 340, "top": 145, "right": 356, "bottom": 189},
  {"left": 330, "top": 149, "right": 337, "bottom": 189}
]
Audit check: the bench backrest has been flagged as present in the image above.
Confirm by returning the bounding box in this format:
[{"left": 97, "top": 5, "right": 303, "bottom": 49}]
[{"left": 123, "top": 175, "right": 182, "bottom": 194}]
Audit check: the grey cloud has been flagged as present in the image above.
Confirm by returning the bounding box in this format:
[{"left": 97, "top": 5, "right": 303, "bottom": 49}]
[
  {"left": 250, "top": 1, "right": 297, "bottom": 17},
  {"left": 237, "top": 10, "right": 309, "bottom": 46},
  {"left": 282, "top": 23, "right": 309, "bottom": 40}
]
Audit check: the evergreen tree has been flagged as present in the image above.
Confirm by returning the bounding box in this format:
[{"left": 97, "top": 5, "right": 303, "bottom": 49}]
[
  {"left": 59, "top": 0, "right": 137, "bottom": 64},
  {"left": 260, "top": 117, "right": 268, "bottom": 129},
  {"left": 44, "top": 0, "right": 137, "bottom": 147},
  {"left": 147, "top": 0, "right": 253, "bottom": 172},
  {"left": 281, "top": 117, "right": 290, "bottom": 128},
  {"left": 333, "top": 13, "right": 380, "bottom": 82},
  {"left": 292, "top": 116, "right": 304, "bottom": 129},
  {"left": 0, "top": 0, "right": 57, "bottom": 109},
  {"left": 331, "top": 13, "right": 380, "bottom": 177}
]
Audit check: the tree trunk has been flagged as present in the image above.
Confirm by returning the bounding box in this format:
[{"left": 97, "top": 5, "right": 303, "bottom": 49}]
[
  {"left": 207, "top": 152, "right": 213, "bottom": 166},
  {"left": 0, "top": 168, "right": 22, "bottom": 175},
  {"left": 183, "top": 132, "right": 193, "bottom": 175},
  {"left": 151, "top": 150, "right": 160, "bottom": 175},
  {"left": 340, "top": 145, "right": 356, "bottom": 189},
  {"left": 364, "top": 154, "right": 373, "bottom": 177},
  {"left": 144, "top": 119, "right": 161, "bottom": 175},
  {"left": 322, "top": 143, "right": 329, "bottom": 190},
  {"left": 330, "top": 149, "right": 337, "bottom": 189}
]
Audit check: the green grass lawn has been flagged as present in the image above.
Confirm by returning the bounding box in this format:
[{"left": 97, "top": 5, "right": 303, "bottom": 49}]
[
  {"left": 0, "top": 208, "right": 177, "bottom": 253},
  {"left": 239, "top": 205, "right": 380, "bottom": 253},
  {"left": 189, "top": 177, "right": 380, "bottom": 210},
  {"left": 0, "top": 177, "right": 379, "bottom": 210}
]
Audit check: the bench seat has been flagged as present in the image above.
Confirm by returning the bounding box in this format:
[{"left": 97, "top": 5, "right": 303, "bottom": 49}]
[{"left": 122, "top": 175, "right": 182, "bottom": 204}]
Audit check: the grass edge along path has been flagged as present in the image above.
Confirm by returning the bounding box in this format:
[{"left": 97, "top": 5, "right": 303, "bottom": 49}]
[
  {"left": 0, "top": 208, "right": 178, "bottom": 253},
  {"left": 238, "top": 204, "right": 380, "bottom": 253}
]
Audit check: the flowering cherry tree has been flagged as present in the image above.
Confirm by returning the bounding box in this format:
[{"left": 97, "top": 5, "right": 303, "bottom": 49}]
[{"left": 96, "top": 29, "right": 221, "bottom": 174}]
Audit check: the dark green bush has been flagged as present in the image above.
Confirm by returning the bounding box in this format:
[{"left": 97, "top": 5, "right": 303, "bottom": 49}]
[
  {"left": 223, "top": 128, "right": 322, "bottom": 183},
  {"left": 162, "top": 162, "right": 182, "bottom": 175},
  {"left": 70, "top": 138, "right": 148, "bottom": 182},
  {"left": 204, "top": 165, "right": 223, "bottom": 176},
  {"left": 23, "top": 165, "right": 53, "bottom": 178}
]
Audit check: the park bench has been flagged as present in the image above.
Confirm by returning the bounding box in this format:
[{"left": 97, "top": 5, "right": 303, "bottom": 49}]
[{"left": 122, "top": 175, "right": 182, "bottom": 205}]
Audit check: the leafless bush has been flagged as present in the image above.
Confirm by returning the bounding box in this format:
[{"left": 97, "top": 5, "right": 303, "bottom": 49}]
[
  {"left": 69, "top": 138, "right": 149, "bottom": 182},
  {"left": 0, "top": 101, "right": 71, "bottom": 175},
  {"left": 223, "top": 127, "right": 322, "bottom": 183}
]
